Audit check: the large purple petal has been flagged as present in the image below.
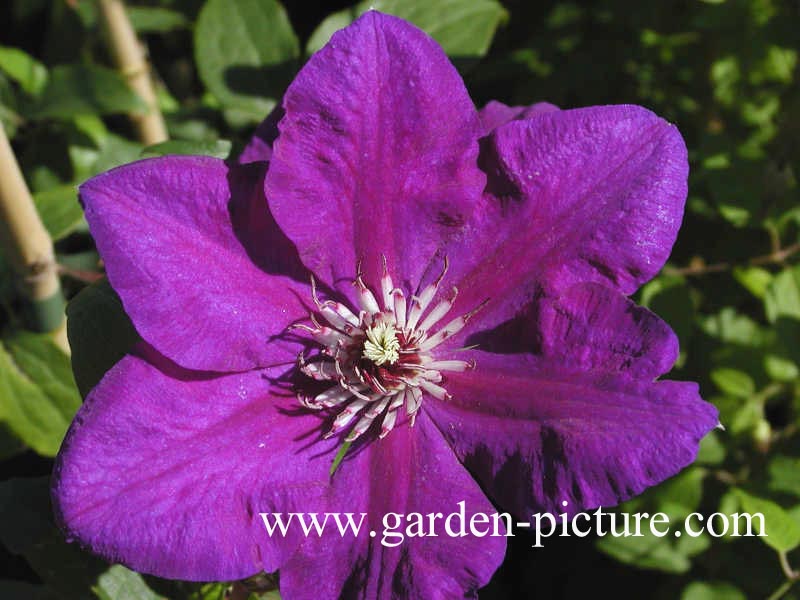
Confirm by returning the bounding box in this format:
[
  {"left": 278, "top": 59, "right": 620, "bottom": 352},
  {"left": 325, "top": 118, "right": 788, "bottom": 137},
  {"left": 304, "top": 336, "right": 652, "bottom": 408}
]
[
  {"left": 427, "top": 284, "right": 716, "bottom": 518},
  {"left": 265, "top": 11, "right": 485, "bottom": 297},
  {"left": 467, "top": 282, "right": 679, "bottom": 380},
  {"left": 279, "top": 412, "right": 505, "bottom": 599},
  {"left": 443, "top": 105, "right": 688, "bottom": 337},
  {"left": 52, "top": 354, "right": 336, "bottom": 581},
  {"left": 80, "top": 156, "right": 308, "bottom": 372}
]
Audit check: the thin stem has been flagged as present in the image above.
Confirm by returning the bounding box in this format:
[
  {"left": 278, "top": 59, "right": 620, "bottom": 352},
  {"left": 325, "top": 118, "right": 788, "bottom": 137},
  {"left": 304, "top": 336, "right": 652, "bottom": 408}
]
[
  {"left": 97, "top": 0, "right": 168, "bottom": 146},
  {"left": 0, "top": 121, "right": 68, "bottom": 351},
  {"left": 767, "top": 579, "right": 796, "bottom": 600},
  {"left": 766, "top": 222, "right": 782, "bottom": 255},
  {"left": 768, "top": 551, "right": 800, "bottom": 600},
  {"left": 751, "top": 243, "right": 800, "bottom": 266},
  {"left": 665, "top": 242, "right": 800, "bottom": 277},
  {"left": 57, "top": 263, "right": 105, "bottom": 284},
  {"left": 779, "top": 550, "right": 799, "bottom": 582}
]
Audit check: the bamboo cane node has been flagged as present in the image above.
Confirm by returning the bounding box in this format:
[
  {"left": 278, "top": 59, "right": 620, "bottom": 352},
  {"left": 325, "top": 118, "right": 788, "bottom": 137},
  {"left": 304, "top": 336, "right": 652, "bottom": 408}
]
[
  {"left": 25, "top": 258, "right": 57, "bottom": 280},
  {"left": 21, "top": 258, "right": 59, "bottom": 299}
]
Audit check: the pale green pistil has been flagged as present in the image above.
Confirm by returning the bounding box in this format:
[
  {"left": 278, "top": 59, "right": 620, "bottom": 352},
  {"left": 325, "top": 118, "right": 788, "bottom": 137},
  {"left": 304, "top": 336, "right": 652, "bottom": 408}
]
[{"left": 362, "top": 321, "right": 400, "bottom": 366}]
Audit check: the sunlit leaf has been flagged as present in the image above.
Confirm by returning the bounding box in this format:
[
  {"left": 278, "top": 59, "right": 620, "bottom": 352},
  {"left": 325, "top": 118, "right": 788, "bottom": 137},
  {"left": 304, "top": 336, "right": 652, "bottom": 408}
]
[
  {"left": 93, "top": 565, "right": 163, "bottom": 600},
  {"left": 33, "top": 185, "right": 82, "bottom": 241},
  {"left": 710, "top": 368, "right": 755, "bottom": 398},
  {"left": 596, "top": 526, "right": 709, "bottom": 574},
  {"left": 765, "top": 265, "right": 800, "bottom": 323},
  {"left": 141, "top": 139, "right": 232, "bottom": 159},
  {"left": 195, "top": 0, "right": 299, "bottom": 122},
  {"left": 768, "top": 456, "right": 800, "bottom": 499},
  {"left": 0, "top": 45, "right": 47, "bottom": 96},
  {"left": 307, "top": 0, "right": 508, "bottom": 58},
  {"left": 127, "top": 6, "right": 188, "bottom": 33},
  {"left": 732, "top": 266, "right": 772, "bottom": 299},
  {"left": 0, "top": 332, "right": 81, "bottom": 456},
  {"left": 28, "top": 64, "right": 146, "bottom": 119},
  {"left": 735, "top": 489, "right": 800, "bottom": 553},
  {"left": 681, "top": 581, "right": 746, "bottom": 600}
]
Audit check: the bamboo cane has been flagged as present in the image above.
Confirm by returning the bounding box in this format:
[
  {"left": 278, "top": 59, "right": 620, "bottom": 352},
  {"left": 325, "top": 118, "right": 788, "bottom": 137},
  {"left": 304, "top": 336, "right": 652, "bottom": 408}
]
[
  {"left": 0, "top": 121, "right": 68, "bottom": 352},
  {"left": 97, "top": 0, "right": 168, "bottom": 146}
]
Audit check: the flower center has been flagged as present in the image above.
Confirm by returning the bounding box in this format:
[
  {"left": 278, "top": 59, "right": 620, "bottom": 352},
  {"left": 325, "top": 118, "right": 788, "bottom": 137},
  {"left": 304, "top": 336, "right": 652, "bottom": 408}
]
[
  {"left": 292, "top": 257, "right": 485, "bottom": 444},
  {"left": 362, "top": 321, "right": 400, "bottom": 366}
]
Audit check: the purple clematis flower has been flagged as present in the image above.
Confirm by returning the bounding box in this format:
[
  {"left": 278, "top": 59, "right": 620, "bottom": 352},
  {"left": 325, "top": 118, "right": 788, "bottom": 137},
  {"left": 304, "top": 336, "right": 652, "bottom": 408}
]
[{"left": 53, "top": 11, "right": 718, "bottom": 599}]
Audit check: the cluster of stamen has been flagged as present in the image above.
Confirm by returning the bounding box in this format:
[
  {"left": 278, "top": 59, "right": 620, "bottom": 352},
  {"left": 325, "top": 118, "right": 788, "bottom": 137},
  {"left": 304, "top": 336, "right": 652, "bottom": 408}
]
[{"left": 292, "top": 257, "right": 483, "bottom": 443}]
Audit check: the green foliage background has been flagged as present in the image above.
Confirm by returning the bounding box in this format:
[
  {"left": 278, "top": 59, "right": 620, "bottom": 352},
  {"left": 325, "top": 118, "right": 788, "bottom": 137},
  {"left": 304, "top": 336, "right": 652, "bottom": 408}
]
[{"left": 0, "top": 0, "right": 798, "bottom": 598}]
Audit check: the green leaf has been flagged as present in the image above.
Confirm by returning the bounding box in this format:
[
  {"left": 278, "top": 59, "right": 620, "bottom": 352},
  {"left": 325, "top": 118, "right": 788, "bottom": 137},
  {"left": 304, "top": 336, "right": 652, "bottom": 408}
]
[
  {"left": 0, "top": 477, "right": 107, "bottom": 598},
  {"left": 710, "top": 368, "right": 755, "bottom": 398},
  {"left": 127, "top": 6, "right": 189, "bottom": 33},
  {"left": 72, "top": 114, "right": 109, "bottom": 147},
  {"left": 596, "top": 526, "right": 709, "bottom": 573},
  {"left": 93, "top": 565, "right": 163, "bottom": 600},
  {"left": 306, "top": 8, "right": 358, "bottom": 55},
  {"left": 711, "top": 55, "right": 740, "bottom": 106},
  {"left": 789, "top": 505, "right": 800, "bottom": 529},
  {"left": 697, "top": 430, "right": 726, "bottom": 465},
  {"left": 66, "top": 279, "right": 139, "bottom": 398},
  {"left": 0, "top": 100, "right": 22, "bottom": 138},
  {"left": 681, "top": 581, "right": 746, "bottom": 600},
  {"left": 141, "top": 139, "right": 232, "bottom": 159},
  {"left": 195, "top": 0, "right": 299, "bottom": 122},
  {"left": 307, "top": 1, "right": 508, "bottom": 58},
  {"left": 758, "top": 46, "right": 797, "bottom": 84},
  {"left": 700, "top": 308, "right": 769, "bottom": 347},
  {"left": 718, "top": 490, "right": 740, "bottom": 521},
  {"left": 91, "top": 133, "right": 144, "bottom": 174},
  {"left": 187, "top": 584, "right": 229, "bottom": 600},
  {"left": 67, "top": 115, "right": 110, "bottom": 182},
  {"left": 0, "top": 331, "right": 81, "bottom": 456},
  {"left": 0, "top": 45, "right": 48, "bottom": 96},
  {"left": 732, "top": 266, "right": 772, "bottom": 299},
  {"left": 714, "top": 395, "right": 762, "bottom": 436},
  {"left": 764, "top": 354, "right": 799, "bottom": 382},
  {"left": 654, "top": 468, "right": 706, "bottom": 520},
  {"left": 66, "top": 124, "right": 142, "bottom": 183},
  {"left": 717, "top": 203, "right": 750, "bottom": 227},
  {"left": 33, "top": 185, "right": 83, "bottom": 241},
  {"left": 165, "top": 116, "right": 220, "bottom": 143},
  {"left": 735, "top": 489, "right": 800, "bottom": 552},
  {"left": 28, "top": 64, "right": 147, "bottom": 120},
  {"left": 765, "top": 265, "right": 800, "bottom": 323},
  {"left": 768, "top": 455, "right": 800, "bottom": 498},
  {"left": 639, "top": 275, "right": 694, "bottom": 353}
]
